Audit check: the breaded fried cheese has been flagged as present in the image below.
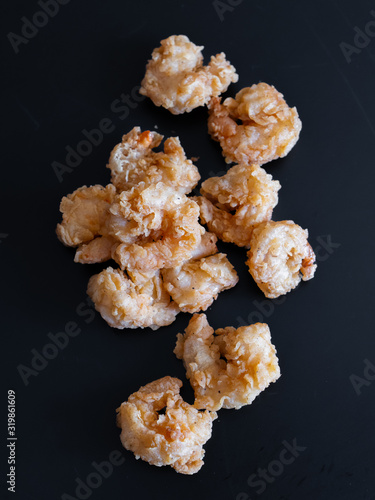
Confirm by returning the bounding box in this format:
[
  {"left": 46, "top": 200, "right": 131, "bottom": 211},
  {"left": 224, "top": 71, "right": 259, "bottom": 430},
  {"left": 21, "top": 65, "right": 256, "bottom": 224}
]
[
  {"left": 117, "top": 376, "right": 217, "bottom": 474},
  {"left": 140, "top": 35, "right": 238, "bottom": 114},
  {"left": 208, "top": 82, "right": 301, "bottom": 165},
  {"left": 175, "top": 314, "right": 280, "bottom": 411},
  {"left": 247, "top": 220, "right": 317, "bottom": 298}
]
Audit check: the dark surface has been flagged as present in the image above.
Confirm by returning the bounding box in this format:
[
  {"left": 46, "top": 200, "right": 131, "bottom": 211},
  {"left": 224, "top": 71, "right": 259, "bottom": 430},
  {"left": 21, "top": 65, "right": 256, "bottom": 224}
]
[{"left": 2, "top": 0, "right": 375, "bottom": 499}]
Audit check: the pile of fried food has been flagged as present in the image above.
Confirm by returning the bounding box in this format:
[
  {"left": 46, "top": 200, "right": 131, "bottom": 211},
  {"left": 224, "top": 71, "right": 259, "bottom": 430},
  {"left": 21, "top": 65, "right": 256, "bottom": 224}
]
[
  {"left": 57, "top": 126, "right": 239, "bottom": 329},
  {"left": 56, "top": 35, "right": 317, "bottom": 474},
  {"left": 117, "top": 314, "right": 280, "bottom": 474}
]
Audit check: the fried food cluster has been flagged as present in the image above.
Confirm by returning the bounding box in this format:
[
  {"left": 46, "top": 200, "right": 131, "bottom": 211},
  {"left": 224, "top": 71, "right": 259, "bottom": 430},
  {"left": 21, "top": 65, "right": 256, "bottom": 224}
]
[
  {"left": 57, "top": 127, "right": 238, "bottom": 329},
  {"left": 246, "top": 220, "right": 317, "bottom": 298},
  {"left": 195, "top": 163, "right": 280, "bottom": 247},
  {"left": 107, "top": 127, "right": 200, "bottom": 193},
  {"left": 140, "top": 35, "right": 238, "bottom": 114},
  {"left": 85, "top": 234, "right": 237, "bottom": 329},
  {"left": 116, "top": 376, "right": 217, "bottom": 474},
  {"left": 208, "top": 83, "right": 302, "bottom": 165},
  {"left": 174, "top": 314, "right": 280, "bottom": 411},
  {"left": 56, "top": 33, "right": 317, "bottom": 476}
]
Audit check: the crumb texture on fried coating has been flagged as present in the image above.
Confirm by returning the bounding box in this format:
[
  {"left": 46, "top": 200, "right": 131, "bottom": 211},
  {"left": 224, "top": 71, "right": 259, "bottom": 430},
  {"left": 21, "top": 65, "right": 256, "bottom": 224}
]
[
  {"left": 189, "top": 231, "right": 218, "bottom": 260},
  {"left": 208, "top": 83, "right": 302, "bottom": 165},
  {"left": 116, "top": 376, "right": 217, "bottom": 474},
  {"left": 56, "top": 124, "right": 245, "bottom": 330},
  {"left": 107, "top": 127, "right": 200, "bottom": 194},
  {"left": 174, "top": 314, "right": 280, "bottom": 411},
  {"left": 56, "top": 184, "right": 116, "bottom": 247},
  {"left": 246, "top": 220, "right": 317, "bottom": 298},
  {"left": 108, "top": 182, "right": 204, "bottom": 272},
  {"left": 162, "top": 253, "right": 238, "bottom": 313},
  {"left": 74, "top": 235, "right": 117, "bottom": 264},
  {"left": 140, "top": 35, "right": 238, "bottom": 114},
  {"left": 87, "top": 267, "right": 179, "bottom": 330},
  {"left": 56, "top": 129, "right": 204, "bottom": 269},
  {"left": 195, "top": 163, "right": 280, "bottom": 247}
]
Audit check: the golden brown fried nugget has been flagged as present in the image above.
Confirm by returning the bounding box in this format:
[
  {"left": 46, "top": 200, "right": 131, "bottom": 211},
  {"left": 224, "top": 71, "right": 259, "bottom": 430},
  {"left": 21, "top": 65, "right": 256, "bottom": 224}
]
[
  {"left": 56, "top": 184, "right": 116, "bottom": 247},
  {"left": 195, "top": 163, "right": 280, "bottom": 247},
  {"left": 208, "top": 83, "right": 302, "bottom": 165},
  {"left": 175, "top": 314, "right": 280, "bottom": 411},
  {"left": 247, "top": 220, "right": 317, "bottom": 298},
  {"left": 107, "top": 127, "right": 200, "bottom": 194},
  {"left": 162, "top": 253, "right": 238, "bottom": 313},
  {"left": 116, "top": 376, "right": 217, "bottom": 474},
  {"left": 74, "top": 236, "right": 117, "bottom": 264},
  {"left": 140, "top": 35, "right": 238, "bottom": 114},
  {"left": 87, "top": 267, "right": 179, "bottom": 330},
  {"left": 108, "top": 182, "right": 204, "bottom": 272},
  {"left": 189, "top": 231, "right": 218, "bottom": 260}
]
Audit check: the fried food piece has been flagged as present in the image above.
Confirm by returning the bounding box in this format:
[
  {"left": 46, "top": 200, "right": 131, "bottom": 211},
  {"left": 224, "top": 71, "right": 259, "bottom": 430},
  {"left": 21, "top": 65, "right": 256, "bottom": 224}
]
[
  {"left": 108, "top": 182, "right": 204, "bottom": 272},
  {"left": 74, "top": 236, "right": 117, "bottom": 264},
  {"left": 87, "top": 267, "right": 179, "bottom": 330},
  {"left": 56, "top": 184, "right": 116, "bottom": 247},
  {"left": 175, "top": 314, "right": 280, "bottom": 411},
  {"left": 208, "top": 83, "right": 302, "bottom": 165},
  {"left": 140, "top": 35, "right": 238, "bottom": 114},
  {"left": 107, "top": 127, "right": 200, "bottom": 194},
  {"left": 162, "top": 253, "right": 238, "bottom": 313},
  {"left": 189, "top": 231, "right": 218, "bottom": 260},
  {"left": 116, "top": 376, "right": 217, "bottom": 474},
  {"left": 246, "top": 220, "right": 317, "bottom": 298},
  {"left": 195, "top": 163, "right": 280, "bottom": 247}
]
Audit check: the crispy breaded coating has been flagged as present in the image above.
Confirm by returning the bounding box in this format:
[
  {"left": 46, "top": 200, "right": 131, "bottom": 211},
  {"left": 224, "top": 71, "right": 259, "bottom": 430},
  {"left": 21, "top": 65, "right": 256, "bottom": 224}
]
[
  {"left": 87, "top": 267, "right": 179, "bottom": 330},
  {"left": 108, "top": 182, "right": 204, "bottom": 272},
  {"left": 56, "top": 184, "right": 116, "bottom": 247},
  {"left": 174, "top": 314, "right": 280, "bottom": 411},
  {"left": 116, "top": 376, "right": 217, "bottom": 474},
  {"left": 208, "top": 83, "right": 302, "bottom": 165},
  {"left": 189, "top": 231, "right": 218, "bottom": 260},
  {"left": 195, "top": 163, "right": 280, "bottom": 247},
  {"left": 57, "top": 145, "right": 203, "bottom": 269},
  {"left": 140, "top": 35, "right": 238, "bottom": 114},
  {"left": 74, "top": 236, "right": 117, "bottom": 264},
  {"left": 246, "top": 220, "right": 317, "bottom": 298},
  {"left": 162, "top": 253, "right": 238, "bottom": 313},
  {"left": 107, "top": 127, "right": 200, "bottom": 194}
]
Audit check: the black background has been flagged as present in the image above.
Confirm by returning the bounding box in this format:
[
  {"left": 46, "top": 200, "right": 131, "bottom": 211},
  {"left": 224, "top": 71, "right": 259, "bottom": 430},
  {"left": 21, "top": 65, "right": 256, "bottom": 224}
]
[{"left": 2, "top": 0, "right": 375, "bottom": 499}]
